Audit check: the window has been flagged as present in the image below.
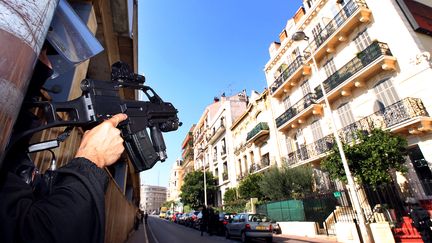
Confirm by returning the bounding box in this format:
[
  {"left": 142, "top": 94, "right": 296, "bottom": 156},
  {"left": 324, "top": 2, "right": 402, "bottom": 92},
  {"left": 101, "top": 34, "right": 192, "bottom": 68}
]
[
  {"left": 283, "top": 96, "right": 291, "bottom": 109},
  {"left": 337, "top": 103, "right": 355, "bottom": 127},
  {"left": 290, "top": 47, "right": 300, "bottom": 61},
  {"left": 213, "top": 146, "right": 217, "bottom": 161},
  {"left": 286, "top": 136, "right": 295, "bottom": 154},
  {"left": 221, "top": 138, "right": 226, "bottom": 155},
  {"left": 323, "top": 59, "right": 336, "bottom": 77},
  {"left": 373, "top": 78, "right": 399, "bottom": 107},
  {"left": 310, "top": 120, "right": 324, "bottom": 140},
  {"left": 312, "top": 23, "right": 323, "bottom": 45},
  {"left": 223, "top": 162, "right": 228, "bottom": 181},
  {"left": 301, "top": 81, "right": 311, "bottom": 95},
  {"left": 261, "top": 153, "right": 270, "bottom": 167},
  {"left": 275, "top": 63, "right": 288, "bottom": 78},
  {"left": 354, "top": 29, "right": 372, "bottom": 52}
]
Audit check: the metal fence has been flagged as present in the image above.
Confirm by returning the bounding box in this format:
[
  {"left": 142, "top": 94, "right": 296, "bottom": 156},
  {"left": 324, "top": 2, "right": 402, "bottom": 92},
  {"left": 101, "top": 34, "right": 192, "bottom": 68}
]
[{"left": 256, "top": 181, "right": 432, "bottom": 235}]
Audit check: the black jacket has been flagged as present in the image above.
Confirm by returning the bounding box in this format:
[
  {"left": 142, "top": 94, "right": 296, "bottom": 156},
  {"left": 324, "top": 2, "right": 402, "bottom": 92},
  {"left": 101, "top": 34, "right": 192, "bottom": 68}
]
[{"left": 0, "top": 157, "right": 109, "bottom": 243}]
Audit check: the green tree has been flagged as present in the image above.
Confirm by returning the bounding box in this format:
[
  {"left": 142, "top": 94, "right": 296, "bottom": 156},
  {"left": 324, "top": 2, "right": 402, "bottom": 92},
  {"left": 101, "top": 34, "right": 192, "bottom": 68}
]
[
  {"left": 259, "top": 165, "right": 313, "bottom": 200},
  {"left": 223, "top": 187, "right": 238, "bottom": 203},
  {"left": 179, "top": 171, "right": 217, "bottom": 209},
  {"left": 162, "top": 200, "right": 175, "bottom": 208},
  {"left": 321, "top": 128, "right": 408, "bottom": 186},
  {"left": 238, "top": 173, "right": 264, "bottom": 199}
]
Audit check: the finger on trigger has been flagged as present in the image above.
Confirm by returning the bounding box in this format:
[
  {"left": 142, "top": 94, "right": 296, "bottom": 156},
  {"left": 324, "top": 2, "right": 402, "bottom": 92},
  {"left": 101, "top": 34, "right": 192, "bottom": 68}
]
[{"left": 108, "top": 113, "right": 128, "bottom": 127}]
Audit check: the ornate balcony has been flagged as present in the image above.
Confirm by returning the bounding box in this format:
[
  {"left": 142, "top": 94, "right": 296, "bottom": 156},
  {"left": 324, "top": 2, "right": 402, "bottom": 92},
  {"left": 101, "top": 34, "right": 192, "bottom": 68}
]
[
  {"left": 208, "top": 123, "right": 226, "bottom": 144},
  {"left": 315, "top": 41, "right": 397, "bottom": 102},
  {"left": 246, "top": 122, "right": 270, "bottom": 145},
  {"left": 276, "top": 93, "right": 323, "bottom": 131},
  {"left": 286, "top": 97, "right": 431, "bottom": 166},
  {"left": 270, "top": 55, "right": 311, "bottom": 98},
  {"left": 249, "top": 163, "right": 261, "bottom": 173},
  {"left": 339, "top": 98, "right": 432, "bottom": 142},
  {"left": 307, "top": 0, "right": 372, "bottom": 63},
  {"left": 287, "top": 134, "right": 335, "bottom": 166}
]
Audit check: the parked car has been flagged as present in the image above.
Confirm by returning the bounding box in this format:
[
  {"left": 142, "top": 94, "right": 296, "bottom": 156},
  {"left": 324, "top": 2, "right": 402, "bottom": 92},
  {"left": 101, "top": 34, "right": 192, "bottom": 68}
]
[
  {"left": 271, "top": 222, "right": 281, "bottom": 234},
  {"left": 225, "top": 213, "right": 273, "bottom": 243},
  {"left": 178, "top": 213, "right": 189, "bottom": 225},
  {"left": 173, "top": 212, "right": 183, "bottom": 223},
  {"left": 184, "top": 211, "right": 200, "bottom": 227},
  {"left": 215, "top": 212, "right": 237, "bottom": 235}
]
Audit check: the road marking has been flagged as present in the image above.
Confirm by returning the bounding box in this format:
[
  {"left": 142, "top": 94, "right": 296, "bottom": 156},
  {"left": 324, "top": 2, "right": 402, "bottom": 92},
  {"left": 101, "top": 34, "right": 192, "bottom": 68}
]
[{"left": 148, "top": 218, "right": 160, "bottom": 243}]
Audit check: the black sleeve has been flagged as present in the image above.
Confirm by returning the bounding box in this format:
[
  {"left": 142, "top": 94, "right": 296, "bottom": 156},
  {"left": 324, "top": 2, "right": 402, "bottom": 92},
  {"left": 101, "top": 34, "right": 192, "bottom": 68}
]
[{"left": 0, "top": 157, "right": 109, "bottom": 243}]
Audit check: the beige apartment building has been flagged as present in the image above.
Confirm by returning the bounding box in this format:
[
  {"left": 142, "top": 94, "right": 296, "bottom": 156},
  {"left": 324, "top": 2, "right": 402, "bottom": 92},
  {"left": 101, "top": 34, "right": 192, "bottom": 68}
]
[
  {"left": 266, "top": 0, "right": 432, "bottom": 191},
  {"left": 263, "top": 0, "right": 432, "bottom": 241},
  {"left": 231, "top": 89, "right": 281, "bottom": 181},
  {"left": 193, "top": 94, "right": 248, "bottom": 206},
  {"left": 181, "top": 126, "right": 195, "bottom": 177}
]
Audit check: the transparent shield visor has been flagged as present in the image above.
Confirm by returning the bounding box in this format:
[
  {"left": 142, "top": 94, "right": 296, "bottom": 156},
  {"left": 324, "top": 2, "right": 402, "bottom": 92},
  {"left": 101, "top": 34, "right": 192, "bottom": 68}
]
[{"left": 46, "top": 0, "right": 103, "bottom": 64}]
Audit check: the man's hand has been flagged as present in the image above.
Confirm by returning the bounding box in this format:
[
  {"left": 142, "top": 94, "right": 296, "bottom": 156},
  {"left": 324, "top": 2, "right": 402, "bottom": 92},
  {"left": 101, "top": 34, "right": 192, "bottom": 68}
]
[{"left": 75, "top": 113, "right": 128, "bottom": 168}]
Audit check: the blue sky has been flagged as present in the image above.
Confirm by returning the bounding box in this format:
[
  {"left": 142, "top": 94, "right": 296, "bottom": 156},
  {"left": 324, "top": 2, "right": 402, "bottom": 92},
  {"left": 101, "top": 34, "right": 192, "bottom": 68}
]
[{"left": 138, "top": 0, "right": 303, "bottom": 187}]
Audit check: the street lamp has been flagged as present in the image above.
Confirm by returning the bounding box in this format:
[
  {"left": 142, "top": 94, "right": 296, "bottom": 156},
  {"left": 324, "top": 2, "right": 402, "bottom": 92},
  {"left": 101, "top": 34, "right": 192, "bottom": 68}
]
[
  {"left": 199, "top": 148, "right": 208, "bottom": 207},
  {"left": 292, "top": 31, "right": 372, "bottom": 243}
]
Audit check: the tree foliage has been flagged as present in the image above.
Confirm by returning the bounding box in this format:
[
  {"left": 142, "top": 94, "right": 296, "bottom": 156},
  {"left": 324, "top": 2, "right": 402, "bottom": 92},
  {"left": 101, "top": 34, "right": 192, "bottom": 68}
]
[
  {"left": 259, "top": 165, "right": 313, "bottom": 200},
  {"left": 223, "top": 187, "right": 238, "bottom": 203},
  {"left": 162, "top": 200, "right": 176, "bottom": 208},
  {"left": 321, "top": 128, "right": 408, "bottom": 186},
  {"left": 238, "top": 173, "right": 264, "bottom": 199},
  {"left": 179, "top": 171, "right": 218, "bottom": 209}
]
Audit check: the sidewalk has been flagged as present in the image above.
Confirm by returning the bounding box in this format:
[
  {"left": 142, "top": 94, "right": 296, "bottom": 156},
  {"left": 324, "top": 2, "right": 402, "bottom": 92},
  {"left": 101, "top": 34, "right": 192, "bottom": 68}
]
[
  {"left": 125, "top": 223, "right": 148, "bottom": 243},
  {"left": 275, "top": 234, "right": 339, "bottom": 243}
]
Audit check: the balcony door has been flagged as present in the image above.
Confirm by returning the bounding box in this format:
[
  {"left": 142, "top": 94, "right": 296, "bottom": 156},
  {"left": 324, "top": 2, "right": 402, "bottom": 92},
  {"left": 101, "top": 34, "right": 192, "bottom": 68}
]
[
  {"left": 301, "top": 81, "right": 311, "bottom": 96},
  {"left": 295, "top": 129, "right": 308, "bottom": 160},
  {"left": 373, "top": 78, "right": 399, "bottom": 108},
  {"left": 311, "top": 120, "right": 327, "bottom": 154},
  {"left": 337, "top": 103, "right": 356, "bottom": 142}
]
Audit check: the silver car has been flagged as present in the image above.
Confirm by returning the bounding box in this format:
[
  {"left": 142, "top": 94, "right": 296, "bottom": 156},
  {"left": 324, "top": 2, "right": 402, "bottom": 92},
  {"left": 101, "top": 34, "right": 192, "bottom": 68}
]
[{"left": 225, "top": 213, "right": 273, "bottom": 243}]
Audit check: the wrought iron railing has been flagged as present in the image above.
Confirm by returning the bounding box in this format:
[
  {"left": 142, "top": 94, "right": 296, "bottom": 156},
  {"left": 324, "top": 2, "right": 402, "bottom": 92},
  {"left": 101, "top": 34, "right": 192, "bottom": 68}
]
[
  {"left": 246, "top": 122, "right": 269, "bottom": 141},
  {"left": 261, "top": 157, "right": 271, "bottom": 168},
  {"left": 286, "top": 97, "right": 428, "bottom": 166},
  {"left": 270, "top": 55, "right": 306, "bottom": 93},
  {"left": 249, "top": 163, "right": 261, "bottom": 173},
  {"left": 276, "top": 93, "right": 318, "bottom": 128},
  {"left": 339, "top": 97, "right": 428, "bottom": 143},
  {"left": 287, "top": 134, "right": 335, "bottom": 166},
  {"left": 306, "top": 0, "right": 368, "bottom": 54},
  {"left": 314, "top": 41, "right": 393, "bottom": 99}
]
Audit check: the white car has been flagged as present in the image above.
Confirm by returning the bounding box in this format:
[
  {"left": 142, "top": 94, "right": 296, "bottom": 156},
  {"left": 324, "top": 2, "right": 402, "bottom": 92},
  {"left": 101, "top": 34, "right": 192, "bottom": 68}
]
[{"left": 225, "top": 213, "right": 273, "bottom": 243}]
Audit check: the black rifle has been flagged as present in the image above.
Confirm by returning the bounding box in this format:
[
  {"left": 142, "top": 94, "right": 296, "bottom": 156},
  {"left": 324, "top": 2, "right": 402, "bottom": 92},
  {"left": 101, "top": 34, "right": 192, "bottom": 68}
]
[{"left": 7, "top": 62, "right": 180, "bottom": 172}]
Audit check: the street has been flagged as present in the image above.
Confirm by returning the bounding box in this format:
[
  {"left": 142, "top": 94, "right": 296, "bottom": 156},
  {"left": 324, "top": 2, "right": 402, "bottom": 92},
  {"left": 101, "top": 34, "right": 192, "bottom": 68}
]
[{"left": 144, "top": 216, "right": 335, "bottom": 243}]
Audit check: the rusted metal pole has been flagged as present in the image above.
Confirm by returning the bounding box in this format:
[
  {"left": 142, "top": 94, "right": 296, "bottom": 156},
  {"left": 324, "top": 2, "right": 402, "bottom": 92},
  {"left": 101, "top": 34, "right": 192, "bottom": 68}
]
[{"left": 0, "top": 0, "right": 59, "bottom": 166}]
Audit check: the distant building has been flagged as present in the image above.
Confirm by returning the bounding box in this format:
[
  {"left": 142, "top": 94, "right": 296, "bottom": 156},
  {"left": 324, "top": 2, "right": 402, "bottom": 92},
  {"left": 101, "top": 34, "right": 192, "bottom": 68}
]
[
  {"left": 181, "top": 125, "right": 195, "bottom": 177},
  {"left": 140, "top": 185, "right": 167, "bottom": 214},
  {"left": 167, "top": 158, "right": 184, "bottom": 202}
]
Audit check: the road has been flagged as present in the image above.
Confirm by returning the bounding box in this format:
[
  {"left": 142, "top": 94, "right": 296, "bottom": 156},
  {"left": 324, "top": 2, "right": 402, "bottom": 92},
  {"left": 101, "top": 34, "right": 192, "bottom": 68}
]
[{"left": 145, "top": 215, "right": 327, "bottom": 243}]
